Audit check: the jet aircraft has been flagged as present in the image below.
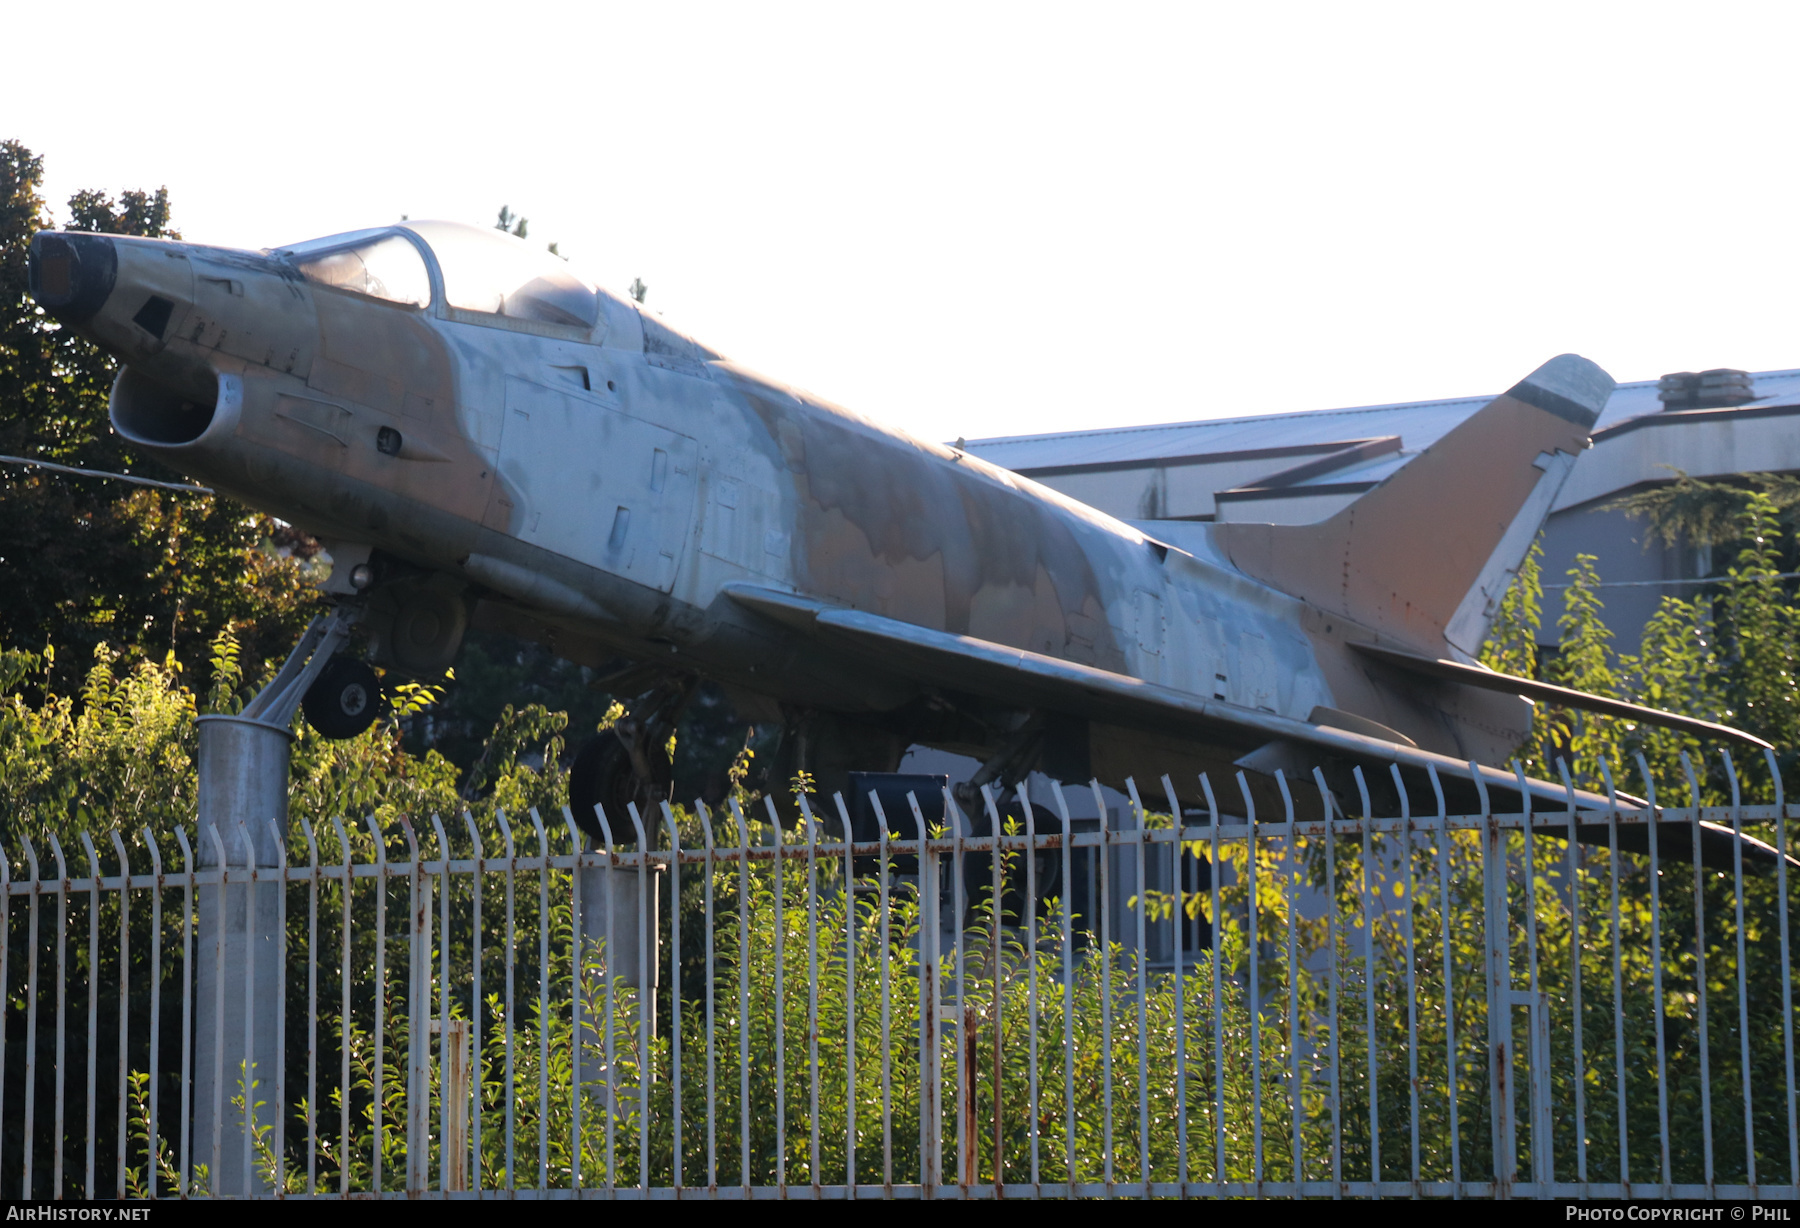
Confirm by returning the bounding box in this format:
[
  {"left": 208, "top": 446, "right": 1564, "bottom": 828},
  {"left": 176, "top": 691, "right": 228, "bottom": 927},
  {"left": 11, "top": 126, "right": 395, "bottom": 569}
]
[{"left": 26, "top": 221, "right": 1774, "bottom": 864}]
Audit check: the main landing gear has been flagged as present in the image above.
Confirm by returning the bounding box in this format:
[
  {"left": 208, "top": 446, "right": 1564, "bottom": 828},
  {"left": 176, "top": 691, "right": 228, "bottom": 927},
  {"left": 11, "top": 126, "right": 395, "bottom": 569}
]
[{"left": 568, "top": 675, "right": 697, "bottom": 840}]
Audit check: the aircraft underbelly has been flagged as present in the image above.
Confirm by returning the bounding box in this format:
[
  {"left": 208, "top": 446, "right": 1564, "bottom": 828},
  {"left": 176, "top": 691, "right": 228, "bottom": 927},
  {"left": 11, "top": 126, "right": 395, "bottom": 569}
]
[{"left": 494, "top": 377, "right": 698, "bottom": 594}]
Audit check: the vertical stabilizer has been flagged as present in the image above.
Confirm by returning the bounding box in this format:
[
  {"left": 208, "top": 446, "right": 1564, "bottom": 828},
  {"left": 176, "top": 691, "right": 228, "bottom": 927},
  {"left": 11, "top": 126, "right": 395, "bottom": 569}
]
[{"left": 1214, "top": 354, "right": 1613, "bottom": 658}]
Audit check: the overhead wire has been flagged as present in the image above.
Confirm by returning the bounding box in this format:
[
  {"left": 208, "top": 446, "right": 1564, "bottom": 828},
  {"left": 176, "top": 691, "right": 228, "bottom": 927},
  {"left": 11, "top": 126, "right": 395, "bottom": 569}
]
[{"left": 0, "top": 454, "right": 212, "bottom": 494}]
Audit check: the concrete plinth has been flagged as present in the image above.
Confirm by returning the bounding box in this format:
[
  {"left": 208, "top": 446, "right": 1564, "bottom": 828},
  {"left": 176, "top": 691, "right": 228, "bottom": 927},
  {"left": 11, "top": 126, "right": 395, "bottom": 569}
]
[
  {"left": 578, "top": 862, "right": 662, "bottom": 1005},
  {"left": 576, "top": 862, "right": 662, "bottom": 1127}
]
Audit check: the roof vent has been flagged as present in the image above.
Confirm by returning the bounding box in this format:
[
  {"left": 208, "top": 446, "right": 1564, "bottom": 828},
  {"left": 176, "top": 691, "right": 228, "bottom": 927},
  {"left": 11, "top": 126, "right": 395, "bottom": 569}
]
[{"left": 1657, "top": 368, "right": 1756, "bottom": 410}]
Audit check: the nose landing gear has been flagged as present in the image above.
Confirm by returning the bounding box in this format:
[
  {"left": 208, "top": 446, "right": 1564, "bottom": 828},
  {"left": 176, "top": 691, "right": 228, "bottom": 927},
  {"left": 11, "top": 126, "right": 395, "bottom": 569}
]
[{"left": 227, "top": 604, "right": 386, "bottom": 741}]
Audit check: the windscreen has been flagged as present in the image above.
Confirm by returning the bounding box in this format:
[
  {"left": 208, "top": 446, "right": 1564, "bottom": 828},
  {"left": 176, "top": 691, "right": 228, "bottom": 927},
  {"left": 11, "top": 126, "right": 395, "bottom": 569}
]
[
  {"left": 279, "top": 229, "right": 431, "bottom": 307},
  {"left": 402, "top": 221, "right": 599, "bottom": 329}
]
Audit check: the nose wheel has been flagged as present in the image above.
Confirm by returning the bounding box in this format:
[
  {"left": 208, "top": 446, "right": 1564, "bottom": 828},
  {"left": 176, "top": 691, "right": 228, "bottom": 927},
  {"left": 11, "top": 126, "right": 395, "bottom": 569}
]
[{"left": 302, "top": 656, "right": 385, "bottom": 740}]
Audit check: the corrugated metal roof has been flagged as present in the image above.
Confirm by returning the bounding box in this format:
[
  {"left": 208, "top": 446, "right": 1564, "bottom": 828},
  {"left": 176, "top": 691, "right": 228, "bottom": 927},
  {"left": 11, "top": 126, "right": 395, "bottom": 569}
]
[{"left": 963, "top": 368, "right": 1800, "bottom": 474}]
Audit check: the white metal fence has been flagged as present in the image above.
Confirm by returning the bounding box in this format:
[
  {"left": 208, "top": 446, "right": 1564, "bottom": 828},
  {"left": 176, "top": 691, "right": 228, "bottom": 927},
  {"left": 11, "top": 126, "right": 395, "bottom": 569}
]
[{"left": 1, "top": 752, "right": 1796, "bottom": 1199}]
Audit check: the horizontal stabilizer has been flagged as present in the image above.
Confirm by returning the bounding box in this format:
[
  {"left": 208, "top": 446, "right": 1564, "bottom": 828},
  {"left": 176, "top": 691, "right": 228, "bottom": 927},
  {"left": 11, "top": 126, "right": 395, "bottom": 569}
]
[{"left": 1351, "top": 641, "right": 1771, "bottom": 750}]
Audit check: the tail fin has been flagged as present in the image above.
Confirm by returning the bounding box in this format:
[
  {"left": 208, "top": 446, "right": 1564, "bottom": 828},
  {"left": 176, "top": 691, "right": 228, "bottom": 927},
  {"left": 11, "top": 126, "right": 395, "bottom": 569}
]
[{"left": 1214, "top": 354, "right": 1613, "bottom": 658}]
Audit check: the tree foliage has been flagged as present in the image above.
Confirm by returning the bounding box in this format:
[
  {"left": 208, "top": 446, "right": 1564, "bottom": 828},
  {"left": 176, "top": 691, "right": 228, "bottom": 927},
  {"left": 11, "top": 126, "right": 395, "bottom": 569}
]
[
  {"left": 1479, "top": 492, "right": 1800, "bottom": 800},
  {"left": 1608, "top": 468, "right": 1800, "bottom": 554}
]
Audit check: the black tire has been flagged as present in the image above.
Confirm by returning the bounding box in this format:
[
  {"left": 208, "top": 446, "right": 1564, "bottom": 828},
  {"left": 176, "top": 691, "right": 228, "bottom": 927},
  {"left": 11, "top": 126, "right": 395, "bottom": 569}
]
[
  {"left": 302, "top": 657, "right": 384, "bottom": 740},
  {"left": 568, "top": 730, "right": 672, "bottom": 842},
  {"left": 569, "top": 735, "right": 629, "bottom": 841}
]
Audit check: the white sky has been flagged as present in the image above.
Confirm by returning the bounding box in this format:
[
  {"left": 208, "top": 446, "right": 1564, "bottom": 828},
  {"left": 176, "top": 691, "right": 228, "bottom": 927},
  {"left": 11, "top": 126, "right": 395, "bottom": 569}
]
[{"left": 9, "top": 1, "right": 1800, "bottom": 444}]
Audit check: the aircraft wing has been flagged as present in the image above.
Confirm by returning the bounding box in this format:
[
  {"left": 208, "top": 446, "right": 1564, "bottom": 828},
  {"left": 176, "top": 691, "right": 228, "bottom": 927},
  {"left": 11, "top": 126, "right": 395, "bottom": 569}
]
[
  {"left": 722, "top": 582, "right": 1787, "bottom": 870},
  {"left": 727, "top": 585, "right": 1585, "bottom": 801}
]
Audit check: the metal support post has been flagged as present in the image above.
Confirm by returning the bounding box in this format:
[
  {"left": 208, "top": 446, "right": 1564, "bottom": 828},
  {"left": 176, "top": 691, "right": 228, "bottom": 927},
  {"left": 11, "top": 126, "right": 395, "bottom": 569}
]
[
  {"left": 192, "top": 608, "right": 356, "bottom": 1195},
  {"left": 192, "top": 717, "right": 287, "bottom": 1195}
]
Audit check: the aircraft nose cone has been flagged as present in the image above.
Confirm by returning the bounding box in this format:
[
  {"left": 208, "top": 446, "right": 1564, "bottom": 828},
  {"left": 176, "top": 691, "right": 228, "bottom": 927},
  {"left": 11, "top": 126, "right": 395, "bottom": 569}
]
[{"left": 27, "top": 231, "right": 118, "bottom": 325}]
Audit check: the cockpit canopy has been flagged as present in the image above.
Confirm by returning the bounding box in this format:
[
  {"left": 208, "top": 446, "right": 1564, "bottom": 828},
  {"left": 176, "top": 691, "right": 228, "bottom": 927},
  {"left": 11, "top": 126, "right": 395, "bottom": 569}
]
[
  {"left": 276, "top": 221, "right": 601, "bottom": 330},
  {"left": 282, "top": 228, "right": 431, "bottom": 307}
]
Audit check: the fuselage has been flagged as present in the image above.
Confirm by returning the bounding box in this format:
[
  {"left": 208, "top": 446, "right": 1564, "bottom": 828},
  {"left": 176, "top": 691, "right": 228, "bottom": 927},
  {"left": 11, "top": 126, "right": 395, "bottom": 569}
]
[{"left": 30, "top": 221, "right": 1526, "bottom": 782}]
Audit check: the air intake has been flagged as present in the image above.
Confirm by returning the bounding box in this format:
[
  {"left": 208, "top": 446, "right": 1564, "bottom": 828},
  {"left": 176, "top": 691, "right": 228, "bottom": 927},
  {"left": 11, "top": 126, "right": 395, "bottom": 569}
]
[{"left": 110, "top": 365, "right": 220, "bottom": 446}]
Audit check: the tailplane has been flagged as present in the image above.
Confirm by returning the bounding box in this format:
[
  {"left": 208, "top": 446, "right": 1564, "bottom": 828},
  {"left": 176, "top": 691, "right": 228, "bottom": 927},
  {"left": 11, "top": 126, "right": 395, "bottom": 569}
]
[{"left": 1214, "top": 354, "right": 1613, "bottom": 658}]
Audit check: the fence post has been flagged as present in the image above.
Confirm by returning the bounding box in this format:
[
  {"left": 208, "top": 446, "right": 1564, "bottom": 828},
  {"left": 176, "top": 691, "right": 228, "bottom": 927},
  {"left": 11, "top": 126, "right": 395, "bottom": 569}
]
[
  {"left": 914, "top": 791, "right": 941, "bottom": 1193},
  {"left": 191, "top": 714, "right": 287, "bottom": 1196},
  {"left": 1476, "top": 770, "right": 1517, "bottom": 1198},
  {"left": 444, "top": 1020, "right": 470, "bottom": 1191},
  {"left": 399, "top": 817, "right": 426, "bottom": 1197}
]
